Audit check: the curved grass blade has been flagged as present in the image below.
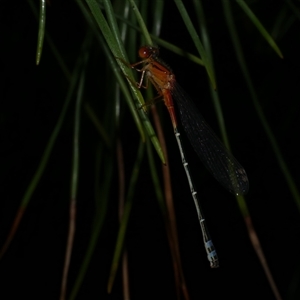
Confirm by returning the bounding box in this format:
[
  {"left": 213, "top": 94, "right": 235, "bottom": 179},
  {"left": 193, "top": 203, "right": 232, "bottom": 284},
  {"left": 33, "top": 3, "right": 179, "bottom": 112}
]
[
  {"left": 68, "top": 142, "right": 114, "bottom": 300},
  {"left": 286, "top": 0, "right": 300, "bottom": 20},
  {"left": 107, "top": 140, "right": 145, "bottom": 294},
  {"left": 173, "top": 0, "right": 216, "bottom": 89},
  {"left": 223, "top": 2, "right": 293, "bottom": 299},
  {"left": 60, "top": 51, "right": 88, "bottom": 300},
  {"left": 83, "top": 0, "right": 165, "bottom": 164},
  {"left": 27, "top": 0, "right": 46, "bottom": 65},
  {"left": 0, "top": 36, "right": 89, "bottom": 259},
  {"left": 156, "top": 38, "right": 204, "bottom": 66},
  {"left": 192, "top": 0, "right": 230, "bottom": 148},
  {"left": 223, "top": 0, "right": 300, "bottom": 212},
  {"left": 115, "top": 137, "right": 130, "bottom": 299},
  {"left": 236, "top": 0, "right": 283, "bottom": 58},
  {"left": 92, "top": 6, "right": 204, "bottom": 66},
  {"left": 102, "top": 0, "right": 128, "bottom": 58},
  {"left": 128, "top": 0, "right": 152, "bottom": 46},
  {"left": 35, "top": 0, "right": 46, "bottom": 64},
  {"left": 84, "top": 103, "right": 111, "bottom": 148},
  {"left": 151, "top": 0, "right": 164, "bottom": 36}
]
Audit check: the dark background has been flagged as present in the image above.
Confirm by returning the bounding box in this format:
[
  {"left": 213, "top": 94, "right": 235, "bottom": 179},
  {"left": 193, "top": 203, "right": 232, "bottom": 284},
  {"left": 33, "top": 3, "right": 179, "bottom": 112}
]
[{"left": 1, "top": 0, "right": 300, "bottom": 299}]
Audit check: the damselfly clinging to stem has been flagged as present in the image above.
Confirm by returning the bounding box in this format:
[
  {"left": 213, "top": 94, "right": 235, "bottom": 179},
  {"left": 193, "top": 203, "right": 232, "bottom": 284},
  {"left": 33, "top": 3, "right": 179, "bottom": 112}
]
[{"left": 119, "top": 45, "right": 249, "bottom": 268}]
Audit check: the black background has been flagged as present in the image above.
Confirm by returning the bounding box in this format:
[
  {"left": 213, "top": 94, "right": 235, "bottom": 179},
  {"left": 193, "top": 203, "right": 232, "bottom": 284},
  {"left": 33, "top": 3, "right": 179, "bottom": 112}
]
[{"left": 1, "top": 0, "right": 300, "bottom": 299}]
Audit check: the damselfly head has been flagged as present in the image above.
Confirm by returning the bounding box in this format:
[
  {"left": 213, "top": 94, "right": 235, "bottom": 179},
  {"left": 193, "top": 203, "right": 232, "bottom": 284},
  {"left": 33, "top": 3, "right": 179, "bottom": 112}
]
[{"left": 138, "top": 46, "right": 159, "bottom": 59}]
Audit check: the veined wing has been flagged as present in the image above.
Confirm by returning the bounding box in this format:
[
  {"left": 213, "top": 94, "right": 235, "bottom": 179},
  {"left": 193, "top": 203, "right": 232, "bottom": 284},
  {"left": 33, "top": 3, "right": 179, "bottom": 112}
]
[{"left": 171, "top": 84, "right": 249, "bottom": 195}]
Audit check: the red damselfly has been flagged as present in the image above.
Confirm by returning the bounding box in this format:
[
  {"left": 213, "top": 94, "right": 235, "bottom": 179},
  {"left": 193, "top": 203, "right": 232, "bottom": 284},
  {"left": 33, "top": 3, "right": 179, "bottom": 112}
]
[{"left": 121, "top": 46, "right": 249, "bottom": 268}]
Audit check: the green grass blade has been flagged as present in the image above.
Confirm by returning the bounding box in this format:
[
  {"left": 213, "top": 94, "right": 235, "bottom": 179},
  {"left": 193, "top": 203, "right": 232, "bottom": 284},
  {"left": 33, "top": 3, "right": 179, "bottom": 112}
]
[
  {"left": 102, "top": 0, "right": 128, "bottom": 58},
  {"left": 223, "top": 2, "right": 296, "bottom": 299},
  {"left": 146, "top": 127, "right": 166, "bottom": 215},
  {"left": 192, "top": 0, "right": 230, "bottom": 148},
  {"left": 107, "top": 140, "right": 145, "bottom": 293},
  {"left": 35, "top": 0, "right": 46, "bottom": 64},
  {"left": 127, "top": 0, "right": 153, "bottom": 45},
  {"left": 151, "top": 0, "right": 164, "bottom": 36},
  {"left": 20, "top": 54, "right": 84, "bottom": 209},
  {"left": 84, "top": 103, "right": 112, "bottom": 148},
  {"left": 60, "top": 50, "right": 89, "bottom": 300},
  {"left": 236, "top": 0, "right": 283, "bottom": 58},
  {"left": 173, "top": 0, "right": 216, "bottom": 88},
  {"left": 91, "top": 5, "right": 203, "bottom": 66},
  {"left": 223, "top": 1, "right": 300, "bottom": 212},
  {"left": 28, "top": 0, "right": 71, "bottom": 78},
  {"left": 155, "top": 37, "right": 204, "bottom": 66},
  {"left": 69, "top": 144, "right": 114, "bottom": 300},
  {"left": 83, "top": 0, "right": 165, "bottom": 163},
  {"left": 0, "top": 35, "right": 90, "bottom": 258},
  {"left": 76, "top": 0, "right": 144, "bottom": 139}
]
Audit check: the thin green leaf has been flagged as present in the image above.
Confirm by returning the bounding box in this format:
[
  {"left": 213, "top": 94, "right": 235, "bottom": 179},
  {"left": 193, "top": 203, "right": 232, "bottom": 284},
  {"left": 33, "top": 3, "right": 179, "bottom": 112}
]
[
  {"left": 151, "top": 0, "right": 164, "bottom": 36},
  {"left": 173, "top": 0, "right": 216, "bottom": 88},
  {"left": 84, "top": 103, "right": 112, "bottom": 148},
  {"left": 76, "top": 0, "right": 144, "bottom": 139},
  {"left": 19, "top": 49, "right": 85, "bottom": 209},
  {"left": 156, "top": 37, "right": 204, "bottom": 66},
  {"left": 223, "top": 1, "right": 300, "bottom": 212},
  {"left": 223, "top": 2, "right": 296, "bottom": 298},
  {"left": 127, "top": 0, "right": 153, "bottom": 45},
  {"left": 236, "top": 0, "right": 284, "bottom": 58},
  {"left": 107, "top": 140, "right": 145, "bottom": 293},
  {"left": 28, "top": 0, "right": 71, "bottom": 78},
  {"left": 60, "top": 50, "right": 88, "bottom": 300},
  {"left": 36, "top": 0, "right": 46, "bottom": 65},
  {"left": 102, "top": 0, "right": 127, "bottom": 58},
  {"left": 146, "top": 130, "right": 165, "bottom": 215},
  {"left": 84, "top": 0, "right": 165, "bottom": 163},
  {"left": 0, "top": 35, "right": 91, "bottom": 258},
  {"left": 93, "top": 5, "right": 204, "bottom": 65},
  {"left": 286, "top": 0, "right": 300, "bottom": 20},
  {"left": 192, "top": 0, "right": 230, "bottom": 148},
  {"left": 69, "top": 144, "right": 114, "bottom": 300}
]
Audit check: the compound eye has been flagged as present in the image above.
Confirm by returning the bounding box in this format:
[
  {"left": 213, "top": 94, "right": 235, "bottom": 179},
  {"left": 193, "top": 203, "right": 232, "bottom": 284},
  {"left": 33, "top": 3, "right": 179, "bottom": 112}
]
[{"left": 138, "top": 46, "right": 152, "bottom": 58}]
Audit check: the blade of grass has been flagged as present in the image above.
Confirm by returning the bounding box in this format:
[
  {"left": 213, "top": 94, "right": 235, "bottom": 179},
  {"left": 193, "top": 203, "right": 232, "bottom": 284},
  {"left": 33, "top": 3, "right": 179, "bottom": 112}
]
[
  {"left": 84, "top": 0, "right": 144, "bottom": 103},
  {"left": 223, "top": 2, "right": 294, "bottom": 299},
  {"left": 69, "top": 71, "right": 117, "bottom": 298},
  {"left": 116, "top": 136, "right": 130, "bottom": 299},
  {"left": 102, "top": 0, "right": 128, "bottom": 58},
  {"left": 105, "top": 6, "right": 204, "bottom": 65},
  {"left": 286, "top": 0, "right": 300, "bottom": 20},
  {"left": 192, "top": 0, "right": 230, "bottom": 148},
  {"left": 0, "top": 35, "right": 89, "bottom": 259},
  {"left": 35, "top": 0, "right": 46, "bottom": 65},
  {"left": 68, "top": 143, "right": 114, "bottom": 300},
  {"left": 60, "top": 50, "right": 89, "bottom": 300},
  {"left": 84, "top": 0, "right": 143, "bottom": 105},
  {"left": 127, "top": 0, "right": 153, "bottom": 46},
  {"left": 93, "top": 4, "right": 204, "bottom": 66},
  {"left": 28, "top": 0, "right": 71, "bottom": 80},
  {"left": 236, "top": 0, "right": 283, "bottom": 58},
  {"left": 151, "top": 0, "right": 164, "bottom": 36},
  {"left": 83, "top": 0, "right": 165, "bottom": 163},
  {"left": 173, "top": 0, "right": 216, "bottom": 89},
  {"left": 271, "top": 5, "right": 289, "bottom": 40},
  {"left": 223, "top": 0, "right": 300, "bottom": 213},
  {"left": 107, "top": 140, "right": 145, "bottom": 294},
  {"left": 156, "top": 38, "right": 204, "bottom": 66},
  {"left": 84, "top": 102, "right": 112, "bottom": 149}
]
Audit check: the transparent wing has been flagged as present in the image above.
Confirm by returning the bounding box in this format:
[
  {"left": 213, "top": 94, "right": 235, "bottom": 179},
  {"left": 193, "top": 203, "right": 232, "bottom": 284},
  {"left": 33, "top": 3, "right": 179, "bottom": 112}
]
[{"left": 172, "top": 84, "right": 249, "bottom": 195}]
